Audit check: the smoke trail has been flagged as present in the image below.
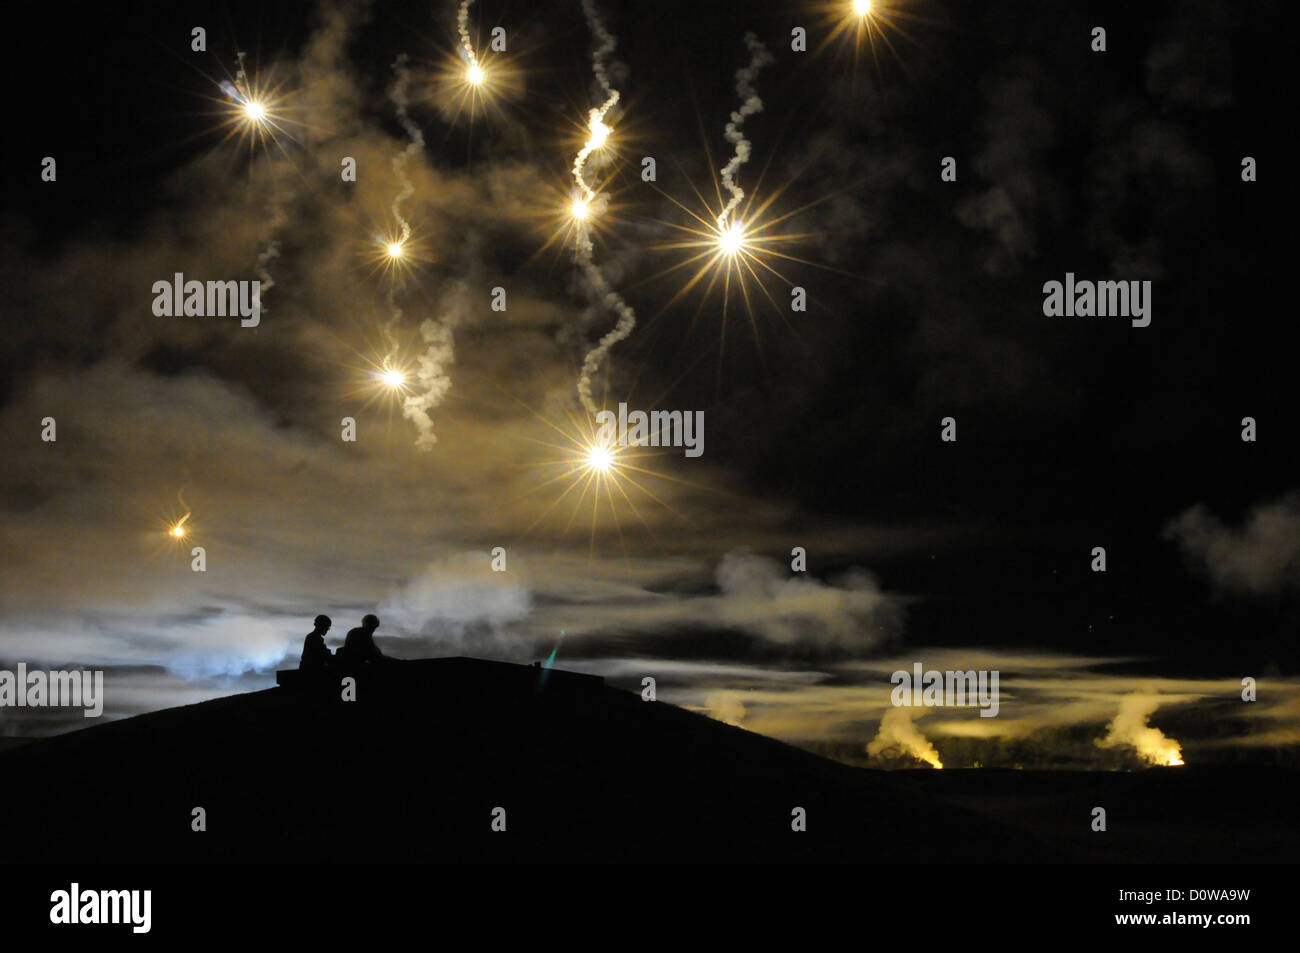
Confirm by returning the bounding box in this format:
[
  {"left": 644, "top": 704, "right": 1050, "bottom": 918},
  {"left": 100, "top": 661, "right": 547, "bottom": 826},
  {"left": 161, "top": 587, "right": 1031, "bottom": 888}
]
[
  {"left": 388, "top": 53, "right": 423, "bottom": 248},
  {"left": 576, "top": 270, "right": 637, "bottom": 417},
  {"left": 867, "top": 707, "right": 944, "bottom": 769},
  {"left": 251, "top": 239, "right": 281, "bottom": 317},
  {"left": 233, "top": 48, "right": 283, "bottom": 322},
  {"left": 573, "top": 0, "right": 620, "bottom": 204},
  {"left": 573, "top": 0, "right": 635, "bottom": 418},
  {"left": 1095, "top": 693, "right": 1185, "bottom": 766},
  {"left": 384, "top": 53, "right": 425, "bottom": 349},
  {"left": 234, "top": 51, "right": 250, "bottom": 99},
  {"left": 717, "top": 33, "right": 774, "bottom": 229},
  {"left": 219, "top": 80, "right": 244, "bottom": 104},
  {"left": 402, "top": 283, "right": 469, "bottom": 451},
  {"left": 457, "top": 0, "right": 480, "bottom": 69},
  {"left": 175, "top": 489, "right": 192, "bottom": 533}
]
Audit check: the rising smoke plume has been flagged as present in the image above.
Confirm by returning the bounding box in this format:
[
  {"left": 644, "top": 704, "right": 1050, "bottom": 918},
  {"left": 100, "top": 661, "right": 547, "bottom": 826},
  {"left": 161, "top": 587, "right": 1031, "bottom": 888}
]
[
  {"left": 1095, "top": 692, "right": 1185, "bottom": 766},
  {"left": 867, "top": 706, "right": 944, "bottom": 768}
]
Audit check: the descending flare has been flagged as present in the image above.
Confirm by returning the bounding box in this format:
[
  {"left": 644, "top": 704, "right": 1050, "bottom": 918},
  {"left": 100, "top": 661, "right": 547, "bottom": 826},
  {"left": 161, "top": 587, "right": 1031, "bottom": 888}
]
[
  {"left": 382, "top": 53, "right": 425, "bottom": 352},
  {"left": 716, "top": 221, "right": 747, "bottom": 256},
  {"left": 585, "top": 443, "right": 613, "bottom": 473},
  {"left": 169, "top": 490, "right": 192, "bottom": 540},
  {"left": 458, "top": 0, "right": 481, "bottom": 76},
  {"left": 573, "top": 0, "right": 637, "bottom": 418},
  {"left": 387, "top": 54, "right": 423, "bottom": 252}
]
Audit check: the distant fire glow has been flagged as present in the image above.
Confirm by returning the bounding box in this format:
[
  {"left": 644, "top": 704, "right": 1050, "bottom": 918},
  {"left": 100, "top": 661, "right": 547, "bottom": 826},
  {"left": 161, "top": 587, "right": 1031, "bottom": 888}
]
[
  {"left": 1096, "top": 694, "right": 1186, "bottom": 768},
  {"left": 867, "top": 708, "right": 944, "bottom": 769}
]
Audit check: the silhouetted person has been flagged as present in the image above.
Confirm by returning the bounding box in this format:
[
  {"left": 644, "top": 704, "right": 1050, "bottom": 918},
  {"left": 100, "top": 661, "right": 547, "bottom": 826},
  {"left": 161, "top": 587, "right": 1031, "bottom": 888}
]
[
  {"left": 299, "top": 615, "right": 333, "bottom": 670},
  {"left": 338, "top": 614, "right": 384, "bottom": 668}
]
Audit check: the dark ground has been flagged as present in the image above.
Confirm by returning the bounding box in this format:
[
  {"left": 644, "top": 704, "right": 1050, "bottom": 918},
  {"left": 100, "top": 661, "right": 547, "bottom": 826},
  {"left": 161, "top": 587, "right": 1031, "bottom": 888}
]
[{"left": 0, "top": 658, "right": 1293, "bottom": 863}]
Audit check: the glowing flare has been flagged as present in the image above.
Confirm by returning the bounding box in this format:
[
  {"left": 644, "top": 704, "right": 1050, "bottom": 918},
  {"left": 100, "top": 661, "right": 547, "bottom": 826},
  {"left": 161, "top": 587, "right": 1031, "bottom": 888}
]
[
  {"left": 716, "top": 222, "right": 747, "bottom": 257},
  {"left": 243, "top": 101, "right": 267, "bottom": 121},
  {"left": 170, "top": 524, "right": 186, "bottom": 538},
  {"left": 380, "top": 368, "right": 406, "bottom": 388},
  {"left": 466, "top": 64, "right": 485, "bottom": 86},
  {"left": 570, "top": 199, "right": 590, "bottom": 222},
  {"left": 387, "top": 242, "right": 405, "bottom": 259},
  {"left": 588, "top": 120, "right": 611, "bottom": 149},
  {"left": 853, "top": 0, "right": 872, "bottom": 15},
  {"left": 585, "top": 444, "right": 614, "bottom": 473}
]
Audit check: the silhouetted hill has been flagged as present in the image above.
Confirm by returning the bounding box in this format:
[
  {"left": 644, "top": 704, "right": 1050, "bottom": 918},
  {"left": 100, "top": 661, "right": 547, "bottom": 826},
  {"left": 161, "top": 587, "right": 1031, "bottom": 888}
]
[{"left": 0, "top": 658, "right": 1291, "bottom": 862}]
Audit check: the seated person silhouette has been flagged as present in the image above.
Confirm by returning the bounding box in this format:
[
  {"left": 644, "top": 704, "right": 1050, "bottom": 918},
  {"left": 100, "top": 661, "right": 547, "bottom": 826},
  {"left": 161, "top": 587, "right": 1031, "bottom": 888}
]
[
  {"left": 337, "top": 614, "right": 385, "bottom": 669},
  {"left": 299, "top": 614, "right": 334, "bottom": 670}
]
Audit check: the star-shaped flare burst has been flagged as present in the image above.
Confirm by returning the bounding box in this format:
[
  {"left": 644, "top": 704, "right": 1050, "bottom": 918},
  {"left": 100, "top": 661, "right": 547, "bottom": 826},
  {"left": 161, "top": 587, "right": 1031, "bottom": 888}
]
[{"left": 512, "top": 408, "right": 700, "bottom": 551}]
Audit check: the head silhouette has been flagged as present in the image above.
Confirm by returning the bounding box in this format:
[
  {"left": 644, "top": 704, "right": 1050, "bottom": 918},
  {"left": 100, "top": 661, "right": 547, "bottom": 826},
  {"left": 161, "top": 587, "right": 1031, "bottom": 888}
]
[
  {"left": 362, "top": 614, "right": 380, "bottom": 631},
  {"left": 313, "top": 614, "right": 332, "bottom": 634}
]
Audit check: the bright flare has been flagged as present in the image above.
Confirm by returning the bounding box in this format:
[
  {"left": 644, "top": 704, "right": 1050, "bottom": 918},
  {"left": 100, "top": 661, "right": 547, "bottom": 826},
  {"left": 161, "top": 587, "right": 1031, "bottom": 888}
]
[
  {"left": 387, "top": 242, "right": 405, "bottom": 259},
  {"left": 466, "top": 64, "right": 485, "bottom": 86},
  {"left": 243, "top": 101, "right": 267, "bottom": 121},
  {"left": 853, "top": 0, "right": 872, "bottom": 15},
  {"left": 170, "top": 524, "right": 186, "bottom": 538},
  {"left": 570, "top": 199, "right": 590, "bottom": 222},
  {"left": 585, "top": 444, "right": 614, "bottom": 473},
  {"left": 717, "top": 221, "right": 747, "bottom": 257},
  {"left": 381, "top": 368, "right": 405, "bottom": 388},
  {"left": 588, "top": 120, "right": 611, "bottom": 149}
]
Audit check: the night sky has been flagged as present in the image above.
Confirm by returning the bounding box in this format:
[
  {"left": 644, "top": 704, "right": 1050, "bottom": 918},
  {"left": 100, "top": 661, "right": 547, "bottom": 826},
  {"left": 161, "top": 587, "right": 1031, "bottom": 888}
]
[{"left": 2, "top": 0, "right": 1296, "bottom": 769}]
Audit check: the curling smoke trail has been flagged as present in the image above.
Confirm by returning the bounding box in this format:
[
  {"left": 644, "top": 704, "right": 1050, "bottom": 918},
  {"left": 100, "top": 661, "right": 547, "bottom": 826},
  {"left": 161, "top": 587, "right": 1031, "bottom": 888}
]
[
  {"left": 402, "top": 282, "right": 468, "bottom": 451},
  {"left": 867, "top": 707, "right": 944, "bottom": 768},
  {"left": 234, "top": 51, "right": 250, "bottom": 99},
  {"left": 389, "top": 54, "right": 423, "bottom": 247},
  {"left": 384, "top": 53, "right": 425, "bottom": 350},
  {"left": 574, "top": 0, "right": 636, "bottom": 418},
  {"left": 251, "top": 202, "right": 287, "bottom": 318},
  {"left": 252, "top": 239, "right": 281, "bottom": 317},
  {"left": 572, "top": 0, "right": 620, "bottom": 205},
  {"left": 173, "top": 489, "right": 192, "bottom": 535},
  {"left": 457, "top": 0, "right": 480, "bottom": 70},
  {"left": 717, "top": 33, "right": 774, "bottom": 230}
]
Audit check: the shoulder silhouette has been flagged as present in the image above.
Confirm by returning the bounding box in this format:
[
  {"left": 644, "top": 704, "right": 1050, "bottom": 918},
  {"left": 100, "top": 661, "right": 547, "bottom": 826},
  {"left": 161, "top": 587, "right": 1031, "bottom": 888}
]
[
  {"left": 338, "top": 613, "right": 384, "bottom": 668},
  {"left": 299, "top": 614, "right": 333, "bottom": 670}
]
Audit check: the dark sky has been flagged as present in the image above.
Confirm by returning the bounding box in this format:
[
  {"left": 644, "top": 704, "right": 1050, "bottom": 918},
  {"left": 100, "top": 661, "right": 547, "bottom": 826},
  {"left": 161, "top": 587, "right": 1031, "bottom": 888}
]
[{"left": 1, "top": 0, "right": 1296, "bottom": 766}]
